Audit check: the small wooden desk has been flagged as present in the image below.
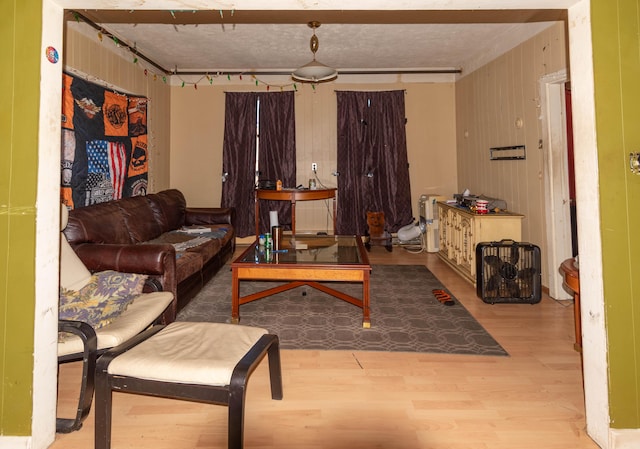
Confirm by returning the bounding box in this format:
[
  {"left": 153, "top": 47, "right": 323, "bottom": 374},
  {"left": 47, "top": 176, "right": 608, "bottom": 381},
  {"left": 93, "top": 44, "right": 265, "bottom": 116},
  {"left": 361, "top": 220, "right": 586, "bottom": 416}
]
[
  {"left": 560, "top": 257, "right": 581, "bottom": 352},
  {"left": 255, "top": 188, "right": 337, "bottom": 236}
]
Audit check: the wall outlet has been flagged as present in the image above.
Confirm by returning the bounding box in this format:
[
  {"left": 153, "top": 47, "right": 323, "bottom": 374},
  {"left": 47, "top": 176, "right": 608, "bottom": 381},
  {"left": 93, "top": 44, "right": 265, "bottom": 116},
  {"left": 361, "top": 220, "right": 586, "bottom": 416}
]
[{"left": 312, "top": 162, "right": 318, "bottom": 172}]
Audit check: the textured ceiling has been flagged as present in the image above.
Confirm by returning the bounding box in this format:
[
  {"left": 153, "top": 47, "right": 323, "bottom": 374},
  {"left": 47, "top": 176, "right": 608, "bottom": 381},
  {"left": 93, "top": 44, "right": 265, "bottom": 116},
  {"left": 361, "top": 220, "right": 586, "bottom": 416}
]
[{"left": 71, "top": 9, "right": 566, "bottom": 76}]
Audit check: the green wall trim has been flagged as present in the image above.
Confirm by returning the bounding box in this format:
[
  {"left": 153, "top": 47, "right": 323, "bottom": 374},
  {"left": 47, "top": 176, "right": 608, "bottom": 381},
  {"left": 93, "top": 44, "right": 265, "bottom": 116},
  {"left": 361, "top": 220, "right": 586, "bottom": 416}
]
[
  {"left": 591, "top": 0, "right": 640, "bottom": 428},
  {"left": 0, "top": 0, "right": 42, "bottom": 435}
]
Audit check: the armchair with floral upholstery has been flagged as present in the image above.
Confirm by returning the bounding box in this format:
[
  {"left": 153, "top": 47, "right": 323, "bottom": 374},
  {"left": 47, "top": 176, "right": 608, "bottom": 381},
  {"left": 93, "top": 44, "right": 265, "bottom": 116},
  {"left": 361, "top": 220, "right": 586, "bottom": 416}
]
[{"left": 57, "top": 205, "right": 174, "bottom": 433}]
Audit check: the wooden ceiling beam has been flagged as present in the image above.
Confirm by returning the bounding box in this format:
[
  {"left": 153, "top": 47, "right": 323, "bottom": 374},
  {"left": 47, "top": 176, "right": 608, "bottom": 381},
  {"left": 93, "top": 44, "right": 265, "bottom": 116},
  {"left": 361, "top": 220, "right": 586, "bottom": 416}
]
[{"left": 74, "top": 9, "right": 567, "bottom": 26}]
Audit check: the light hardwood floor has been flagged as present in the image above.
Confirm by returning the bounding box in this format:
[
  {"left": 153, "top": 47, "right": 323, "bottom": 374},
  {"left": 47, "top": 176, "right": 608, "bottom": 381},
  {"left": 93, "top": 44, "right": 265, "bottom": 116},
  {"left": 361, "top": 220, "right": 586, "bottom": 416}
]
[{"left": 51, "top": 246, "right": 599, "bottom": 449}]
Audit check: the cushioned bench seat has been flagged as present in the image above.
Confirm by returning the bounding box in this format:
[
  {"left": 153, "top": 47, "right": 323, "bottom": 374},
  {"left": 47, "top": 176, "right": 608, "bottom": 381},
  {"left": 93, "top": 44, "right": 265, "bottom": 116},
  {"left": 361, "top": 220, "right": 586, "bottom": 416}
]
[{"left": 95, "top": 322, "right": 283, "bottom": 449}]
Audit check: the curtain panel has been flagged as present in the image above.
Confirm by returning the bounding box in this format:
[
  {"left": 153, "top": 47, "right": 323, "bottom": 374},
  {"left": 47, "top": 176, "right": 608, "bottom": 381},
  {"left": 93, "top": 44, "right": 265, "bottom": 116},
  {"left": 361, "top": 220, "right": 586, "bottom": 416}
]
[
  {"left": 221, "top": 91, "right": 296, "bottom": 237},
  {"left": 221, "top": 92, "right": 258, "bottom": 237},
  {"left": 257, "top": 91, "right": 297, "bottom": 234},
  {"left": 336, "top": 90, "right": 413, "bottom": 235}
]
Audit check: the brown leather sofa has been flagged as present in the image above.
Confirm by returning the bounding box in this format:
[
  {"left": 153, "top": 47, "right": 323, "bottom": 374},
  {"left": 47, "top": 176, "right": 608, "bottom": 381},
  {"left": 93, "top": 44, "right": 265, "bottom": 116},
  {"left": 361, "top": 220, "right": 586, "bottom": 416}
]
[{"left": 63, "top": 189, "right": 235, "bottom": 323}]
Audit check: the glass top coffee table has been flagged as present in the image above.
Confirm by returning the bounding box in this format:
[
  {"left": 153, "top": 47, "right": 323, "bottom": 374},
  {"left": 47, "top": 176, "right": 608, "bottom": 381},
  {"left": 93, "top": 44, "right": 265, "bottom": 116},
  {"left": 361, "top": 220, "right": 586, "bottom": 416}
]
[{"left": 231, "top": 235, "right": 372, "bottom": 327}]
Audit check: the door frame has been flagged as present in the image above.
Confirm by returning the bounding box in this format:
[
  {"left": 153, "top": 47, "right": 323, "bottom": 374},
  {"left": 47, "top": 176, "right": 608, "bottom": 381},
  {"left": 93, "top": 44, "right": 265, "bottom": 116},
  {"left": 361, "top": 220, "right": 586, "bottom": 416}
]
[{"left": 540, "top": 69, "right": 573, "bottom": 300}]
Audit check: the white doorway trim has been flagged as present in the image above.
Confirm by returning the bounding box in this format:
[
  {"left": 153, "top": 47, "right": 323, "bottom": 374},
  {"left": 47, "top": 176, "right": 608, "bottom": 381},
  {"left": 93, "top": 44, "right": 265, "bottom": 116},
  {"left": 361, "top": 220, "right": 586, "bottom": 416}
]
[
  {"left": 21, "top": 2, "right": 608, "bottom": 449},
  {"left": 540, "top": 69, "right": 573, "bottom": 300}
]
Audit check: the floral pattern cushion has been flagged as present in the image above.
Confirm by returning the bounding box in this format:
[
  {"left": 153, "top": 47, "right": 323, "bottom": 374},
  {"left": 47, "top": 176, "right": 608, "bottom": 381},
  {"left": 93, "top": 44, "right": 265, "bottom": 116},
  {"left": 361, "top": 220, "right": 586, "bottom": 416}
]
[{"left": 59, "top": 270, "right": 148, "bottom": 330}]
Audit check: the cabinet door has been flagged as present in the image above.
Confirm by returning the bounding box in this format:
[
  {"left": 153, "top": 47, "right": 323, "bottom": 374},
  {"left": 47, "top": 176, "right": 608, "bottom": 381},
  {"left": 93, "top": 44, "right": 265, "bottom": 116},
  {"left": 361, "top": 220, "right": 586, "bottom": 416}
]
[
  {"left": 459, "top": 216, "right": 474, "bottom": 277},
  {"left": 450, "top": 209, "right": 461, "bottom": 261},
  {"left": 438, "top": 205, "right": 448, "bottom": 258}
]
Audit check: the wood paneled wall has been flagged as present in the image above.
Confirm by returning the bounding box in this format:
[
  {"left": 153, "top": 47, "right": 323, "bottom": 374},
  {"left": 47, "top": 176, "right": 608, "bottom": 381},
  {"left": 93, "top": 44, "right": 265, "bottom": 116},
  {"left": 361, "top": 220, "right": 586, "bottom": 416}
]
[
  {"left": 455, "top": 21, "right": 568, "bottom": 286},
  {"left": 63, "top": 21, "right": 172, "bottom": 193}
]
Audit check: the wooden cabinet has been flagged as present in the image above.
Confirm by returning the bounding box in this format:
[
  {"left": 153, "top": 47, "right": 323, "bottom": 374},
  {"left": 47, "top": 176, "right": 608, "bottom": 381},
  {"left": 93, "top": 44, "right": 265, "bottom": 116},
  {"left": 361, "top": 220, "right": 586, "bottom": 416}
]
[{"left": 437, "top": 202, "right": 524, "bottom": 284}]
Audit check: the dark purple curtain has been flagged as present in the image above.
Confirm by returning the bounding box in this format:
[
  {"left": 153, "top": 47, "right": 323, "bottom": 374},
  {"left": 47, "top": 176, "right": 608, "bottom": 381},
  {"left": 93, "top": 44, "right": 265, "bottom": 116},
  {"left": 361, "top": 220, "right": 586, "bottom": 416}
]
[
  {"left": 221, "top": 92, "right": 258, "bottom": 237},
  {"left": 336, "top": 90, "right": 413, "bottom": 235},
  {"left": 221, "top": 91, "right": 296, "bottom": 237},
  {"left": 257, "top": 91, "right": 296, "bottom": 234}
]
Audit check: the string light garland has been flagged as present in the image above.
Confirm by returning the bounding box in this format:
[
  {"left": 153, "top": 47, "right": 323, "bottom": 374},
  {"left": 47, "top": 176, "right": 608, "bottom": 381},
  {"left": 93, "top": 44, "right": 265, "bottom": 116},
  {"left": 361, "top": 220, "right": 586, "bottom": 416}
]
[
  {"left": 171, "top": 71, "right": 300, "bottom": 92},
  {"left": 69, "top": 9, "right": 325, "bottom": 92},
  {"left": 71, "top": 10, "right": 170, "bottom": 77},
  {"left": 169, "top": 70, "right": 304, "bottom": 91}
]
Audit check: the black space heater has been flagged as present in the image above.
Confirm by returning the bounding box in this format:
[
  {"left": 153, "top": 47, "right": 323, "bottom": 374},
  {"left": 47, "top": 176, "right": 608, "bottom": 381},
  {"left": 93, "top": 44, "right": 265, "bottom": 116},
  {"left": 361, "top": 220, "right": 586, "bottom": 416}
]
[{"left": 476, "top": 239, "right": 542, "bottom": 304}]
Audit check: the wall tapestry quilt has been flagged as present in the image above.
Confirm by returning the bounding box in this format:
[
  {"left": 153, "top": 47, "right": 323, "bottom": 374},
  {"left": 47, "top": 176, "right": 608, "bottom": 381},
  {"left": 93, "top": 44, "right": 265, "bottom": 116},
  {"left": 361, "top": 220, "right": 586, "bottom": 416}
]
[{"left": 61, "top": 72, "right": 148, "bottom": 209}]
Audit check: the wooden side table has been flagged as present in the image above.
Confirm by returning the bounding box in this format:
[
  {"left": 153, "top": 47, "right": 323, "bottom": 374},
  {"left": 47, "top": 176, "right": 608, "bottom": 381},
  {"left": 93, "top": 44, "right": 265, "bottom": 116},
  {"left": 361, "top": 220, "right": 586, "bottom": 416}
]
[
  {"left": 560, "top": 258, "right": 581, "bottom": 352},
  {"left": 255, "top": 188, "right": 337, "bottom": 236}
]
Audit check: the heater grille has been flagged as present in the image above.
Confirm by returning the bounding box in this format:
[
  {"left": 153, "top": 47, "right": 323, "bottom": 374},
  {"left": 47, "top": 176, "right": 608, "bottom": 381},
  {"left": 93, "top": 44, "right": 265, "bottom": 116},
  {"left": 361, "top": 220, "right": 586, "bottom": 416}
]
[
  {"left": 421, "top": 194, "right": 446, "bottom": 253},
  {"left": 476, "top": 240, "right": 541, "bottom": 304}
]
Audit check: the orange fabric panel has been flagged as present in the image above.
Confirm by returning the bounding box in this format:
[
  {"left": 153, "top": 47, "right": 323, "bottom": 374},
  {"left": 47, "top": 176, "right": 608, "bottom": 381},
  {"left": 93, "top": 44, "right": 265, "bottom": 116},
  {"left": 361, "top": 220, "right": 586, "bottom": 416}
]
[
  {"left": 61, "top": 187, "right": 74, "bottom": 210},
  {"left": 128, "top": 135, "right": 148, "bottom": 178},
  {"left": 103, "top": 90, "right": 129, "bottom": 136},
  {"left": 62, "top": 73, "right": 75, "bottom": 130}
]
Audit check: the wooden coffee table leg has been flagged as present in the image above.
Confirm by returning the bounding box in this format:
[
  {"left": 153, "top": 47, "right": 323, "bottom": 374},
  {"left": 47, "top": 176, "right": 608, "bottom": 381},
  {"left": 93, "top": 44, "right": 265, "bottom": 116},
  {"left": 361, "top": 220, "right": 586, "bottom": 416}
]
[
  {"left": 231, "top": 268, "right": 240, "bottom": 324},
  {"left": 362, "top": 272, "right": 371, "bottom": 328}
]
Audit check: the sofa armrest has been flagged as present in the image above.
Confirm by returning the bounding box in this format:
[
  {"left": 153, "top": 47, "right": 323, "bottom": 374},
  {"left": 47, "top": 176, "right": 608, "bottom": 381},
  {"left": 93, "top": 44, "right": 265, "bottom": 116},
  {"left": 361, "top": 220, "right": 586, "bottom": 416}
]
[
  {"left": 73, "top": 243, "right": 175, "bottom": 275},
  {"left": 72, "top": 243, "right": 178, "bottom": 323},
  {"left": 185, "top": 207, "right": 235, "bottom": 227}
]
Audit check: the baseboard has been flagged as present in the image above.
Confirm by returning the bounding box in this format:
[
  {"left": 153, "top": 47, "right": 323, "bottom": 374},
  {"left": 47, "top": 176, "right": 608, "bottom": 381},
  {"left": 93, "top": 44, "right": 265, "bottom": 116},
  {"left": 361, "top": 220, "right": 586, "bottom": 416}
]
[
  {"left": 0, "top": 437, "right": 31, "bottom": 449},
  {"left": 610, "top": 428, "right": 640, "bottom": 448}
]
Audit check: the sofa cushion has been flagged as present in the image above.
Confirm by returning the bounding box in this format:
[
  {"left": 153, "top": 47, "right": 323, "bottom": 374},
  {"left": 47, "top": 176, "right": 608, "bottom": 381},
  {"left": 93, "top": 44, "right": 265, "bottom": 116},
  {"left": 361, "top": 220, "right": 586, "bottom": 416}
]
[
  {"left": 117, "top": 196, "right": 163, "bottom": 243},
  {"left": 147, "top": 189, "right": 186, "bottom": 233},
  {"left": 146, "top": 228, "right": 229, "bottom": 273},
  {"left": 146, "top": 230, "right": 208, "bottom": 247},
  {"left": 175, "top": 251, "right": 203, "bottom": 284},
  {"left": 208, "top": 224, "right": 234, "bottom": 248},
  {"left": 64, "top": 201, "right": 132, "bottom": 245},
  {"left": 183, "top": 226, "right": 234, "bottom": 262},
  {"left": 147, "top": 230, "right": 230, "bottom": 283},
  {"left": 186, "top": 237, "right": 221, "bottom": 262}
]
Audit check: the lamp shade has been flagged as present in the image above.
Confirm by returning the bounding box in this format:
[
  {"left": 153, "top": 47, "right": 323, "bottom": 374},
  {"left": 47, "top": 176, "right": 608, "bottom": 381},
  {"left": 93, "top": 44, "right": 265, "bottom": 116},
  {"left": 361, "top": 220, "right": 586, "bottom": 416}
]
[
  {"left": 291, "top": 21, "right": 337, "bottom": 83},
  {"left": 292, "top": 60, "right": 338, "bottom": 83}
]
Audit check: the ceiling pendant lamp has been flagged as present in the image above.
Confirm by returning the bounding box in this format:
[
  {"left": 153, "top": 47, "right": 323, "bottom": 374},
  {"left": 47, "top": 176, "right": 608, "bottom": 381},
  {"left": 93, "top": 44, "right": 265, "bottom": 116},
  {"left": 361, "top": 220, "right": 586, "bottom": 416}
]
[{"left": 292, "top": 21, "right": 338, "bottom": 83}]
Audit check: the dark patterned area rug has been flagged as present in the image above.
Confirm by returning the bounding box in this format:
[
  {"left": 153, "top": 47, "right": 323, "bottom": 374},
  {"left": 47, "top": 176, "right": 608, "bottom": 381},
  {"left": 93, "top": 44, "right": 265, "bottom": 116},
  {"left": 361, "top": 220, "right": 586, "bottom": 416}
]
[{"left": 177, "top": 264, "right": 508, "bottom": 356}]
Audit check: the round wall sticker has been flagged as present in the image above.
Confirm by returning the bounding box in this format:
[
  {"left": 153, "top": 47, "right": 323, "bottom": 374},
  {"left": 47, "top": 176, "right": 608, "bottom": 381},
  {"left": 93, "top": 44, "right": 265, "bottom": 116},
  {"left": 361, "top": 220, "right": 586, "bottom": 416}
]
[{"left": 45, "top": 46, "right": 59, "bottom": 64}]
